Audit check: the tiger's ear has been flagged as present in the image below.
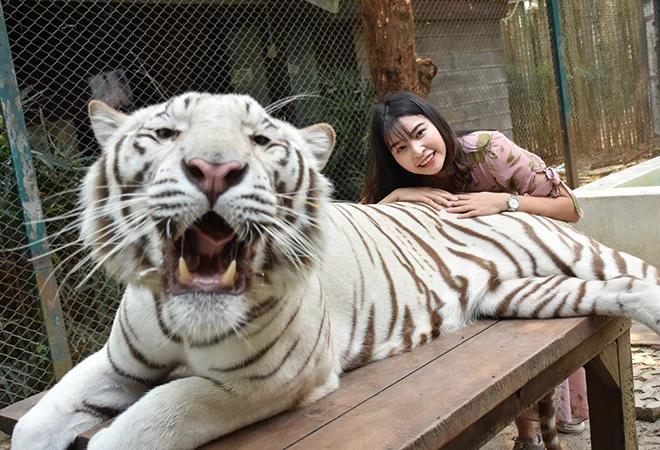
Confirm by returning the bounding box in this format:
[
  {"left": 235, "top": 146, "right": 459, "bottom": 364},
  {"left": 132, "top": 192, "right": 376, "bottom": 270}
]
[
  {"left": 300, "top": 123, "right": 335, "bottom": 171},
  {"left": 88, "top": 100, "right": 128, "bottom": 148}
]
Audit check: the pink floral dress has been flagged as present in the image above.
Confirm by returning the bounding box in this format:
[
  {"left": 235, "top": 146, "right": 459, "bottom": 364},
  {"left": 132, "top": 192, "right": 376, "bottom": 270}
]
[
  {"left": 460, "top": 131, "right": 588, "bottom": 425},
  {"left": 458, "top": 131, "right": 583, "bottom": 218}
]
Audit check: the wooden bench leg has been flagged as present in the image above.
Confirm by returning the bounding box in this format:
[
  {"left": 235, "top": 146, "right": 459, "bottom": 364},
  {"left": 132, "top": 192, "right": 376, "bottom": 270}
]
[{"left": 585, "top": 329, "right": 638, "bottom": 449}]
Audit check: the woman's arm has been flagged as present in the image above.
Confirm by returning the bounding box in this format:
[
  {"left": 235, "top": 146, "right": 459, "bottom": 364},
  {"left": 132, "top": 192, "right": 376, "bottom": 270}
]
[
  {"left": 378, "top": 187, "right": 459, "bottom": 210},
  {"left": 447, "top": 175, "right": 581, "bottom": 222},
  {"left": 451, "top": 132, "right": 581, "bottom": 222},
  {"left": 516, "top": 183, "right": 580, "bottom": 222}
]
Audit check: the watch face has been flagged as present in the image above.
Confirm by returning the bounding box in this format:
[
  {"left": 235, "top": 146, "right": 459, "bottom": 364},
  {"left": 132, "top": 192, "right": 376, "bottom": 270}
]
[{"left": 508, "top": 196, "right": 520, "bottom": 210}]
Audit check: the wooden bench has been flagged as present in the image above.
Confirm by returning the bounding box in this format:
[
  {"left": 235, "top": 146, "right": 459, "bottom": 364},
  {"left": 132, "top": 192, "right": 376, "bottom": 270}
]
[{"left": 1, "top": 316, "right": 637, "bottom": 449}]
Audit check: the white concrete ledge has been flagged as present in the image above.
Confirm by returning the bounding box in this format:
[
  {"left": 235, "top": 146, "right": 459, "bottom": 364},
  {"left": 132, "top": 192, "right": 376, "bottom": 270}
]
[{"left": 574, "top": 156, "right": 660, "bottom": 268}]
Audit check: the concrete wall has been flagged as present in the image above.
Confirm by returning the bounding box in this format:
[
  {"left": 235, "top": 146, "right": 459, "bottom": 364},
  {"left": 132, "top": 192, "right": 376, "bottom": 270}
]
[
  {"left": 418, "top": 20, "right": 513, "bottom": 137},
  {"left": 574, "top": 157, "right": 660, "bottom": 268}
]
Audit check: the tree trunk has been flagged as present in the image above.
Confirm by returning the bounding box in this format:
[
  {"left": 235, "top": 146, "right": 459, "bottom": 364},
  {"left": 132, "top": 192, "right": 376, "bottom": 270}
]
[{"left": 361, "top": 0, "right": 437, "bottom": 100}]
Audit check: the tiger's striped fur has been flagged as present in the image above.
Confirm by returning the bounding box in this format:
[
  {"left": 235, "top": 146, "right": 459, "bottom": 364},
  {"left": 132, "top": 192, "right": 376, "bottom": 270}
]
[
  {"left": 539, "top": 393, "right": 560, "bottom": 450},
  {"left": 12, "top": 92, "right": 659, "bottom": 450}
]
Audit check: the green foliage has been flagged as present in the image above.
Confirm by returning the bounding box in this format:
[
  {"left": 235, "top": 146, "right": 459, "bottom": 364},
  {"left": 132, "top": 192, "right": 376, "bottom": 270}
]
[
  {"left": 318, "top": 69, "right": 376, "bottom": 201},
  {"left": 1, "top": 88, "right": 123, "bottom": 406}
]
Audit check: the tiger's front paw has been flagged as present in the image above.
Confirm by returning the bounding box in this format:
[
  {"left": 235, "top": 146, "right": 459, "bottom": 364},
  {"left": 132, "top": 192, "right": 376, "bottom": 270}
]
[
  {"left": 12, "top": 411, "right": 79, "bottom": 450},
  {"left": 87, "top": 423, "right": 173, "bottom": 450},
  {"left": 87, "top": 428, "right": 118, "bottom": 450}
]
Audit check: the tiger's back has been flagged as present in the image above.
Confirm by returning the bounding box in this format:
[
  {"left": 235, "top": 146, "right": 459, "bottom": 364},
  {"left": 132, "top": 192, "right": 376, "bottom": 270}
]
[{"left": 322, "top": 202, "right": 659, "bottom": 371}]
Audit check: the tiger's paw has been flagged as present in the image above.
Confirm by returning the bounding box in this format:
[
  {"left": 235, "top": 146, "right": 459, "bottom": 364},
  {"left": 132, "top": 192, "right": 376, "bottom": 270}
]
[{"left": 12, "top": 409, "right": 82, "bottom": 450}]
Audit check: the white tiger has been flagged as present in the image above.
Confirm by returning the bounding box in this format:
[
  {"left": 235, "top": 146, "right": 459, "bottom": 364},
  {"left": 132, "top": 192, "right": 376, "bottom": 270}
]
[{"left": 11, "top": 92, "right": 660, "bottom": 450}]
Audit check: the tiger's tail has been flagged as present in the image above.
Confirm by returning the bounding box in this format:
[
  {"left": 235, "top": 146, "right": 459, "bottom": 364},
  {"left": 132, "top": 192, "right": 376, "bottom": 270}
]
[
  {"left": 478, "top": 274, "right": 660, "bottom": 335},
  {"left": 538, "top": 391, "right": 562, "bottom": 450}
]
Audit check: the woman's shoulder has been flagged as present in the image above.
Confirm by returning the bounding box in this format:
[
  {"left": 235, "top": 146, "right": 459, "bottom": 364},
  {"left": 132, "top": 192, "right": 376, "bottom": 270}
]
[{"left": 458, "top": 130, "right": 510, "bottom": 152}]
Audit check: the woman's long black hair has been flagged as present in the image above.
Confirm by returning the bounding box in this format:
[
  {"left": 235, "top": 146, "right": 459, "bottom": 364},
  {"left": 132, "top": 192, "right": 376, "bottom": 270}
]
[{"left": 362, "top": 91, "right": 472, "bottom": 203}]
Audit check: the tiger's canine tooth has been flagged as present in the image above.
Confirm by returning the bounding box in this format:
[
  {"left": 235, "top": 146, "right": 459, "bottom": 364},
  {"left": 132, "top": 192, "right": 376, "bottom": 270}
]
[
  {"left": 219, "top": 260, "right": 237, "bottom": 287},
  {"left": 179, "top": 257, "right": 193, "bottom": 284}
]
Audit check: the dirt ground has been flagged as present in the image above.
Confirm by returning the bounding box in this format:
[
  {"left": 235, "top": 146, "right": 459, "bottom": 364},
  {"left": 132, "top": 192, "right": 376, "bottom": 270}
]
[{"left": 481, "top": 419, "right": 660, "bottom": 449}]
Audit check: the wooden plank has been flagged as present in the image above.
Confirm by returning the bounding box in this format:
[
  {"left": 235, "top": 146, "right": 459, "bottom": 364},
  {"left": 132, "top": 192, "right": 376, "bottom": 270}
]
[
  {"left": 413, "top": 0, "right": 508, "bottom": 21},
  {"left": 283, "top": 317, "right": 618, "bottom": 450},
  {"left": 0, "top": 391, "right": 47, "bottom": 435},
  {"left": 586, "top": 329, "right": 638, "bottom": 449},
  {"left": 434, "top": 67, "right": 507, "bottom": 88},
  {"left": 416, "top": 32, "right": 503, "bottom": 53},
  {"left": 453, "top": 118, "right": 513, "bottom": 137},
  {"left": 304, "top": 0, "right": 338, "bottom": 14},
  {"left": 447, "top": 107, "right": 512, "bottom": 127},
  {"left": 5, "top": 318, "right": 633, "bottom": 450},
  {"left": 429, "top": 88, "right": 508, "bottom": 109},
  {"left": 69, "top": 321, "right": 498, "bottom": 449},
  {"left": 416, "top": 20, "right": 503, "bottom": 38},
  {"left": 431, "top": 99, "right": 513, "bottom": 132},
  {"left": 442, "top": 317, "right": 631, "bottom": 450},
  {"left": 618, "top": 332, "right": 639, "bottom": 449},
  {"left": 199, "top": 321, "right": 497, "bottom": 449},
  {"left": 587, "top": 340, "right": 621, "bottom": 389},
  {"left": 618, "top": 332, "right": 638, "bottom": 449},
  {"left": 429, "top": 92, "right": 510, "bottom": 114},
  {"left": 431, "top": 57, "right": 508, "bottom": 75},
  {"left": 440, "top": 84, "right": 511, "bottom": 109}
]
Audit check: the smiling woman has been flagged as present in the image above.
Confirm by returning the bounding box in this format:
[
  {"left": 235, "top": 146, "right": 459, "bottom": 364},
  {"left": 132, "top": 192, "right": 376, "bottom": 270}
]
[
  {"left": 362, "top": 91, "right": 582, "bottom": 223},
  {"left": 387, "top": 115, "right": 448, "bottom": 175}
]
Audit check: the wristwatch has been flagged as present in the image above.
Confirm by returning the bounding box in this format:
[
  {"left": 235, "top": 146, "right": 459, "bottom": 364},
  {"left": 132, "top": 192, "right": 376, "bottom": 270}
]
[{"left": 507, "top": 194, "right": 520, "bottom": 212}]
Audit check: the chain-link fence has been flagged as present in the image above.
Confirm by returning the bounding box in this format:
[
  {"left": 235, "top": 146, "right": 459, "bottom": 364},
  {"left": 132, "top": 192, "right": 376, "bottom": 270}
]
[
  {"left": 1, "top": 0, "right": 657, "bottom": 408},
  {"left": 503, "top": 0, "right": 654, "bottom": 173}
]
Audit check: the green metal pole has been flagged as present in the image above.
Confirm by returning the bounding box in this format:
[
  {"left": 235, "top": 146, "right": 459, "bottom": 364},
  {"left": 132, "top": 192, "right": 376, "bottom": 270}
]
[
  {"left": 547, "top": 0, "right": 579, "bottom": 188},
  {"left": 0, "top": 4, "right": 72, "bottom": 380}
]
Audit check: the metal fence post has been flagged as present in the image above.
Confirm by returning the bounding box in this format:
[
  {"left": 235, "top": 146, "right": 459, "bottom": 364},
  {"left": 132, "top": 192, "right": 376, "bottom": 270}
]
[
  {"left": 0, "top": 4, "right": 72, "bottom": 380},
  {"left": 547, "top": 0, "right": 579, "bottom": 188}
]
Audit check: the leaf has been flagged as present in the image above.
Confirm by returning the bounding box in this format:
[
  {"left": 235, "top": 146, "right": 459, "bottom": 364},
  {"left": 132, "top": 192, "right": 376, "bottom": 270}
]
[
  {"left": 506, "top": 176, "right": 520, "bottom": 192},
  {"left": 507, "top": 150, "right": 515, "bottom": 163},
  {"left": 476, "top": 133, "right": 492, "bottom": 151}
]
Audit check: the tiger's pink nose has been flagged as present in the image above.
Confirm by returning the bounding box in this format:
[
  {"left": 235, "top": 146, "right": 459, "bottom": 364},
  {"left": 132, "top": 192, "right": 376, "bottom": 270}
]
[{"left": 183, "top": 159, "right": 246, "bottom": 206}]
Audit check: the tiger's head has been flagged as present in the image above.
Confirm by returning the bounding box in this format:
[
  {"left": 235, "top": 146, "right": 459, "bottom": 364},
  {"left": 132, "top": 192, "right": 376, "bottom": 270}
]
[{"left": 81, "top": 92, "right": 334, "bottom": 314}]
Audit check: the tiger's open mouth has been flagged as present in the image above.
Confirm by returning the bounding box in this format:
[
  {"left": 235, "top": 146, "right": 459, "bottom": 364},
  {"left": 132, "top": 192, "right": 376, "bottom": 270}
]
[{"left": 166, "top": 212, "right": 257, "bottom": 295}]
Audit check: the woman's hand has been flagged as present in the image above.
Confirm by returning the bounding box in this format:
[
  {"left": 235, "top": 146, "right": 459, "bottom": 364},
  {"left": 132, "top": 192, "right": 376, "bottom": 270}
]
[
  {"left": 446, "top": 192, "right": 509, "bottom": 219},
  {"left": 379, "top": 187, "right": 459, "bottom": 211}
]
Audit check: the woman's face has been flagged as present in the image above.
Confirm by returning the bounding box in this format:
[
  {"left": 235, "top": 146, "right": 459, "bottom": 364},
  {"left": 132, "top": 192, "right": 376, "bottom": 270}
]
[{"left": 387, "top": 115, "right": 446, "bottom": 176}]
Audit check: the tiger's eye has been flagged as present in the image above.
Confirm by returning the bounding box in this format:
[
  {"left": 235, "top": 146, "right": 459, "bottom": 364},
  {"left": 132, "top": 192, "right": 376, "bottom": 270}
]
[
  {"left": 156, "top": 128, "right": 177, "bottom": 140},
  {"left": 253, "top": 135, "right": 271, "bottom": 146}
]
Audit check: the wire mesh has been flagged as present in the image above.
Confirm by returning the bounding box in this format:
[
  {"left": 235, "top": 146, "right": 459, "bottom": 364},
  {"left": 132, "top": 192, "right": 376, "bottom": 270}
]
[
  {"left": 0, "top": 0, "right": 657, "bottom": 407},
  {"left": 0, "top": 149, "right": 52, "bottom": 406},
  {"left": 561, "top": 0, "right": 653, "bottom": 170},
  {"left": 0, "top": 0, "right": 373, "bottom": 408}
]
